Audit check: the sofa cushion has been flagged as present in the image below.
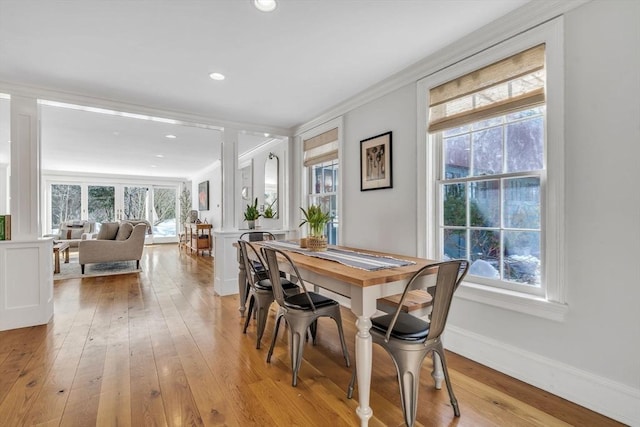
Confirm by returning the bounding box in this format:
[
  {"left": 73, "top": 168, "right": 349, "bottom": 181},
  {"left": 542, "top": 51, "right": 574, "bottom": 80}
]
[
  {"left": 97, "top": 222, "right": 120, "bottom": 240},
  {"left": 64, "top": 227, "right": 85, "bottom": 239},
  {"left": 115, "top": 222, "right": 134, "bottom": 241}
]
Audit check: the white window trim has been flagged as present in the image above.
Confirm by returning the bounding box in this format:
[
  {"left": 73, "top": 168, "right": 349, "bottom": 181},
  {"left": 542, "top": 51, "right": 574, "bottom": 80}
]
[
  {"left": 298, "top": 117, "right": 344, "bottom": 244},
  {"left": 417, "top": 17, "right": 568, "bottom": 321}
]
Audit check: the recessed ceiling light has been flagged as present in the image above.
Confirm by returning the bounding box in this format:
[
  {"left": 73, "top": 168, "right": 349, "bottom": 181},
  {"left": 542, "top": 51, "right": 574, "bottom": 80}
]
[
  {"left": 254, "top": 0, "right": 277, "bottom": 12},
  {"left": 165, "top": 134, "right": 177, "bottom": 139},
  {"left": 209, "top": 72, "right": 225, "bottom": 81},
  {"left": 264, "top": 133, "right": 270, "bottom": 137},
  {"left": 150, "top": 165, "right": 157, "bottom": 168},
  {"left": 155, "top": 154, "right": 164, "bottom": 158}
]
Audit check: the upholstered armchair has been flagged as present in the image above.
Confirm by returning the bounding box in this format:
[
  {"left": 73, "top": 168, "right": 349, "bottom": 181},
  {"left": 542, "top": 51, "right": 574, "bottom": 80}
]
[{"left": 49, "top": 220, "right": 96, "bottom": 248}]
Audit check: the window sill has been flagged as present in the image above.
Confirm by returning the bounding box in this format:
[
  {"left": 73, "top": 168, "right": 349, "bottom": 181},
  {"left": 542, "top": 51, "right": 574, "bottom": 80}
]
[{"left": 455, "top": 281, "right": 568, "bottom": 322}]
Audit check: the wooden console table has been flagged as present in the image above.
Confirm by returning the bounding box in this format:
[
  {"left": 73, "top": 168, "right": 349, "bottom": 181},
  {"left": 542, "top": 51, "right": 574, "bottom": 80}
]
[{"left": 184, "top": 223, "right": 212, "bottom": 256}]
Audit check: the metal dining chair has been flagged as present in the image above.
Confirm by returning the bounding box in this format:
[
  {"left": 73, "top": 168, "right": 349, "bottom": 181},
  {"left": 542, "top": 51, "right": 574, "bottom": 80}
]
[
  {"left": 261, "top": 246, "right": 351, "bottom": 386},
  {"left": 240, "top": 231, "right": 276, "bottom": 242},
  {"left": 237, "top": 240, "right": 298, "bottom": 349},
  {"left": 347, "top": 259, "right": 469, "bottom": 427}
]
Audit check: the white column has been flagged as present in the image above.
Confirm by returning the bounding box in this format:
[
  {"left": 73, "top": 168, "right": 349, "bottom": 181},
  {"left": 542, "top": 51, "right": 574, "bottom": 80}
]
[
  {"left": 1, "top": 95, "right": 53, "bottom": 331},
  {"left": 220, "top": 128, "right": 237, "bottom": 231},
  {"left": 10, "top": 95, "right": 40, "bottom": 239}
]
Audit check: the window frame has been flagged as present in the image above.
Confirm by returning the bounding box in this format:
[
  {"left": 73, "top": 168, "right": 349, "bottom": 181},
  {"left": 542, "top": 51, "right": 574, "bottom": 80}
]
[
  {"left": 417, "top": 18, "right": 567, "bottom": 321},
  {"left": 299, "top": 117, "right": 343, "bottom": 246},
  {"left": 435, "top": 108, "right": 546, "bottom": 297}
]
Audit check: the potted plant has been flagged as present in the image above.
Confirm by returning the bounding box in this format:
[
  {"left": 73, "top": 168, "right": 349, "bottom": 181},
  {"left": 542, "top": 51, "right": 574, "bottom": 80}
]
[
  {"left": 244, "top": 197, "right": 261, "bottom": 229},
  {"left": 263, "top": 198, "right": 277, "bottom": 219},
  {"left": 299, "top": 204, "right": 332, "bottom": 251}
]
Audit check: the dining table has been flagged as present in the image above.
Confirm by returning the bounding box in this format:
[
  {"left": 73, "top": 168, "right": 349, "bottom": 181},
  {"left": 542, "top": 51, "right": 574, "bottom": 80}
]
[{"left": 238, "top": 240, "right": 438, "bottom": 427}]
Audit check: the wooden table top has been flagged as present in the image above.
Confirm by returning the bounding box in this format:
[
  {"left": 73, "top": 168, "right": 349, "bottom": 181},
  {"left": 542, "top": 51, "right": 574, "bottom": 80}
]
[
  {"left": 254, "top": 242, "right": 437, "bottom": 288},
  {"left": 53, "top": 241, "right": 70, "bottom": 251}
]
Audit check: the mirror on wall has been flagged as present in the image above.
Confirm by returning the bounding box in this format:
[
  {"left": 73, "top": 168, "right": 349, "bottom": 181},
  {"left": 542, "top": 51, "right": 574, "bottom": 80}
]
[{"left": 264, "top": 153, "right": 278, "bottom": 219}]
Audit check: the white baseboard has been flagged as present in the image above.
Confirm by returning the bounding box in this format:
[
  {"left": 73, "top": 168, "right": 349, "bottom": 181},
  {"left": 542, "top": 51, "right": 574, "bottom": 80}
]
[{"left": 445, "top": 325, "right": 640, "bottom": 426}]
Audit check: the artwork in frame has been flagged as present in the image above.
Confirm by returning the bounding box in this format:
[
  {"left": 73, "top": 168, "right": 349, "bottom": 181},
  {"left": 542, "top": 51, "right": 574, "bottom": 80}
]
[
  {"left": 360, "top": 131, "right": 392, "bottom": 191},
  {"left": 198, "top": 181, "right": 209, "bottom": 211}
]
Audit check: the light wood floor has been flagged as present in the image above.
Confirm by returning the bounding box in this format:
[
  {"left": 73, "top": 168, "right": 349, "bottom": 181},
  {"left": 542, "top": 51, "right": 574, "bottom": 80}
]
[{"left": 0, "top": 244, "right": 621, "bottom": 426}]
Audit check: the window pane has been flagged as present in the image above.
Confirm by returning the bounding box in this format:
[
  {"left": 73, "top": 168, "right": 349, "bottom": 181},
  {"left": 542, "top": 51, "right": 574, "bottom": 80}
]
[
  {"left": 444, "top": 134, "right": 470, "bottom": 179},
  {"left": 153, "top": 187, "right": 176, "bottom": 237},
  {"left": 504, "top": 177, "right": 540, "bottom": 229},
  {"left": 443, "top": 124, "right": 470, "bottom": 137},
  {"left": 470, "top": 180, "right": 500, "bottom": 227},
  {"left": 506, "top": 115, "right": 544, "bottom": 173},
  {"left": 472, "top": 127, "right": 503, "bottom": 176},
  {"left": 504, "top": 231, "right": 541, "bottom": 285},
  {"left": 51, "top": 184, "right": 81, "bottom": 232},
  {"left": 469, "top": 229, "right": 500, "bottom": 278},
  {"left": 443, "top": 229, "right": 466, "bottom": 260},
  {"left": 443, "top": 183, "right": 466, "bottom": 226},
  {"left": 88, "top": 185, "right": 115, "bottom": 223},
  {"left": 124, "top": 186, "right": 148, "bottom": 220},
  {"left": 472, "top": 117, "right": 503, "bottom": 131}
]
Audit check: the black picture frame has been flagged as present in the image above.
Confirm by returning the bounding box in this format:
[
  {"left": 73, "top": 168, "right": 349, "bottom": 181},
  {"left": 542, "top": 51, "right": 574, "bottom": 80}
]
[
  {"left": 360, "top": 131, "right": 392, "bottom": 191},
  {"left": 198, "top": 181, "right": 209, "bottom": 210}
]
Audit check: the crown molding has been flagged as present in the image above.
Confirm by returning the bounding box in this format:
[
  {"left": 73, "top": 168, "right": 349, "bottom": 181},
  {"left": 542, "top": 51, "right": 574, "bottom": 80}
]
[
  {"left": 0, "top": 80, "right": 293, "bottom": 137},
  {"left": 294, "top": 0, "right": 589, "bottom": 136}
]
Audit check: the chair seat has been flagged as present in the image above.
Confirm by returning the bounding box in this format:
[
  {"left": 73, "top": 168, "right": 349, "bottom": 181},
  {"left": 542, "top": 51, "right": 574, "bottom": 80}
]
[
  {"left": 371, "top": 312, "right": 429, "bottom": 341},
  {"left": 256, "top": 278, "right": 297, "bottom": 291},
  {"left": 284, "top": 291, "right": 338, "bottom": 310}
]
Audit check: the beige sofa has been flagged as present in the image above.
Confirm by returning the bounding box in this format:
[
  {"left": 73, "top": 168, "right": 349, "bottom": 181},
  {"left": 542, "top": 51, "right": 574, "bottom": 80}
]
[{"left": 78, "top": 222, "right": 146, "bottom": 274}]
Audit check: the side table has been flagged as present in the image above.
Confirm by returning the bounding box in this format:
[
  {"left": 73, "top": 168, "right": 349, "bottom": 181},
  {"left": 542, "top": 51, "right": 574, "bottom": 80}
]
[{"left": 53, "top": 241, "right": 70, "bottom": 274}]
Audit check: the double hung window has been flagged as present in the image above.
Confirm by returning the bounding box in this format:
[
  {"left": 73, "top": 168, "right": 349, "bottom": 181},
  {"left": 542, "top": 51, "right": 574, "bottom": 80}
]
[
  {"left": 303, "top": 127, "right": 339, "bottom": 245},
  {"left": 430, "top": 45, "right": 547, "bottom": 296}
]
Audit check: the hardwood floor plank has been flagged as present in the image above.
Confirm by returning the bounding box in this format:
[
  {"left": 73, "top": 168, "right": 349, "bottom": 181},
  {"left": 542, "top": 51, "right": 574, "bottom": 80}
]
[
  {"left": 96, "top": 278, "right": 133, "bottom": 427},
  {"left": 0, "top": 244, "right": 622, "bottom": 427}
]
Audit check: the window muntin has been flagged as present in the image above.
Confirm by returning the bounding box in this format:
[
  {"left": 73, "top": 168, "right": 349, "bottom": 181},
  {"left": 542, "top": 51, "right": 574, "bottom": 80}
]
[{"left": 437, "top": 106, "right": 544, "bottom": 294}]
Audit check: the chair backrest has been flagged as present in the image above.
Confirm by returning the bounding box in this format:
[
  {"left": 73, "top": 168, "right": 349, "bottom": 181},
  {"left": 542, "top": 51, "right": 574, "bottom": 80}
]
[
  {"left": 237, "top": 240, "right": 266, "bottom": 291},
  {"left": 240, "top": 231, "right": 276, "bottom": 242},
  {"left": 384, "top": 260, "right": 469, "bottom": 343},
  {"left": 262, "top": 246, "right": 317, "bottom": 311}
]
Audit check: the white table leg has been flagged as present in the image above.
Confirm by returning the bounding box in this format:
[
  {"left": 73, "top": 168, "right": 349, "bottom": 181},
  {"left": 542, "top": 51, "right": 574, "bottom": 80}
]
[
  {"left": 431, "top": 351, "right": 443, "bottom": 389},
  {"left": 356, "top": 316, "right": 373, "bottom": 427}
]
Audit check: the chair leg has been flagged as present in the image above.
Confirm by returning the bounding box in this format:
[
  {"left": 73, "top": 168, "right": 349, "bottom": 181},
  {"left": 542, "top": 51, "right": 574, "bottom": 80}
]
[
  {"left": 332, "top": 309, "right": 351, "bottom": 367},
  {"left": 389, "top": 347, "right": 429, "bottom": 427},
  {"left": 433, "top": 344, "right": 460, "bottom": 417},
  {"left": 254, "top": 301, "right": 270, "bottom": 349},
  {"left": 266, "top": 311, "right": 284, "bottom": 363},
  {"left": 289, "top": 320, "right": 310, "bottom": 387},
  {"left": 243, "top": 295, "right": 255, "bottom": 334},
  {"left": 347, "top": 367, "right": 356, "bottom": 399},
  {"left": 309, "top": 319, "right": 318, "bottom": 344}
]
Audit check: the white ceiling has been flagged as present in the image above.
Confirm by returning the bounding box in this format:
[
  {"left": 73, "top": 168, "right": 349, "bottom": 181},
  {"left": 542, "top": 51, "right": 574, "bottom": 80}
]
[{"left": 0, "top": 0, "right": 530, "bottom": 179}]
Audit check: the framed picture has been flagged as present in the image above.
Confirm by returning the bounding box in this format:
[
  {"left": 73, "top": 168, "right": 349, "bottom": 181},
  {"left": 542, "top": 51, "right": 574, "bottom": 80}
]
[
  {"left": 360, "top": 131, "right": 392, "bottom": 191},
  {"left": 198, "top": 181, "right": 209, "bottom": 210}
]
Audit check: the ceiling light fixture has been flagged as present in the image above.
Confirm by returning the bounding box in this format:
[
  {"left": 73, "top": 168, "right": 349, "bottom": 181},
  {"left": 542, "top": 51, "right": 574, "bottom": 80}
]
[
  {"left": 165, "top": 134, "right": 177, "bottom": 139},
  {"left": 209, "top": 72, "right": 225, "bottom": 81},
  {"left": 253, "top": 0, "right": 277, "bottom": 12}
]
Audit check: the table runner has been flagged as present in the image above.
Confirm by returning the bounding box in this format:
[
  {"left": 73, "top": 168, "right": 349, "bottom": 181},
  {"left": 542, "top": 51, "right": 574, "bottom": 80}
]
[{"left": 262, "top": 240, "right": 415, "bottom": 271}]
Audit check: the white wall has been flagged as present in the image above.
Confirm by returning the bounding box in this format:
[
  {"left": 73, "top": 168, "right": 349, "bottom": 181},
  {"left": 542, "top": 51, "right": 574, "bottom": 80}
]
[
  {"left": 191, "top": 163, "right": 222, "bottom": 229},
  {"left": 299, "top": 1, "right": 639, "bottom": 424},
  {"left": 342, "top": 83, "right": 417, "bottom": 256}
]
